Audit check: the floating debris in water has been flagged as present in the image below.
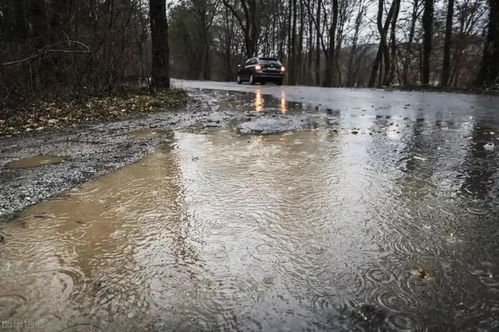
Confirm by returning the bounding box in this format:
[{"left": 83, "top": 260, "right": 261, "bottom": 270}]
[
  {"left": 484, "top": 142, "right": 495, "bottom": 151},
  {"left": 411, "top": 268, "right": 432, "bottom": 282},
  {"left": 412, "top": 156, "right": 428, "bottom": 161},
  {"left": 263, "top": 276, "right": 274, "bottom": 285}
]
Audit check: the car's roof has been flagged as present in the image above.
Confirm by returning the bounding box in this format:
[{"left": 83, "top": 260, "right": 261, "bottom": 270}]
[
  {"left": 244, "top": 57, "right": 281, "bottom": 63},
  {"left": 258, "top": 57, "right": 279, "bottom": 61}
]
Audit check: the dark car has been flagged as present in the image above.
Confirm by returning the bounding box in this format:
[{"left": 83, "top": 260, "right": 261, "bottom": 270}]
[{"left": 237, "top": 57, "right": 285, "bottom": 85}]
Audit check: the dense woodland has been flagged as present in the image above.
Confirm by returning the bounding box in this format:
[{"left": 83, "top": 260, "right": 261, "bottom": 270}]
[
  {"left": 0, "top": 0, "right": 498, "bottom": 104},
  {"left": 170, "top": 0, "right": 498, "bottom": 88}
]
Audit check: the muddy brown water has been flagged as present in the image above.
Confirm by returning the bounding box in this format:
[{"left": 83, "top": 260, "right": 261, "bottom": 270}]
[
  {"left": 5, "top": 155, "right": 66, "bottom": 169},
  {"left": 131, "top": 129, "right": 171, "bottom": 140},
  {"left": 1, "top": 91, "right": 499, "bottom": 330}
]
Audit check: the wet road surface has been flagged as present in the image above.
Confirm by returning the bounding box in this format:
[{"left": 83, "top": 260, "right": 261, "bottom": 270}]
[
  {"left": 1, "top": 83, "right": 499, "bottom": 331},
  {"left": 0, "top": 98, "right": 235, "bottom": 219},
  {"left": 174, "top": 79, "right": 499, "bottom": 123}
]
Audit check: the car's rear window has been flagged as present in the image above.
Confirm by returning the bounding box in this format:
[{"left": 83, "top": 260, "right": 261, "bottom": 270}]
[{"left": 260, "top": 59, "right": 281, "bottom": 66}]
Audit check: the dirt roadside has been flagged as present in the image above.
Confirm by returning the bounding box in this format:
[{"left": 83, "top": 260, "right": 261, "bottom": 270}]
[{"left": 0, "top": 91, "right": 240, "bottom": 221}]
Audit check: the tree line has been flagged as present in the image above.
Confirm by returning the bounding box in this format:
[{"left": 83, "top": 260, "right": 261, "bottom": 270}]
[
  {"left": 170, "top": 0, "right": 499, "bottom": 88},
  {"left": 0, "top": 0, "right": 170, "bottom": 103},
  {"left": 0, "top": 0, "right": 498, "bottom": 104}
]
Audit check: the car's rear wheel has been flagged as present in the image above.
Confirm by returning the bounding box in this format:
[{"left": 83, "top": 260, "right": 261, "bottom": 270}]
[
  {"left": 260, "top": 80, "right": 266, "bottom": 85},
  {"left": 237, "top": 75, "right": 242, "bottom": 84},
  {"left": 276, "top": 80, "right": 283, "bottom": 86},
  {"left": 249, "top": 74, "right": 256, "bottom": 85}
]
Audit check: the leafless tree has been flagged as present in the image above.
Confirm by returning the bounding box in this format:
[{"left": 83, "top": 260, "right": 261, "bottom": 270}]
[
  {"left": 421, "top": 0, "right": 434, "bottom": 85},
  {"left": 475, "top": 0, "right": 499, "bottom": 86},
  {"left": 441, "top": 0, "right": 455, "bottom": 87},
  {"left": 150, "top": 0, "right": 170, "bottom": 88},
  {"left": 0, "top": 0, "right": 494, "bottom": 104}
]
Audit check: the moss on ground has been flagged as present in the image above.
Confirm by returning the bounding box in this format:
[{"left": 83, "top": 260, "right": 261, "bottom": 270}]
[{"left": 0, "top": 89, "right": 188, "bottom": 137}]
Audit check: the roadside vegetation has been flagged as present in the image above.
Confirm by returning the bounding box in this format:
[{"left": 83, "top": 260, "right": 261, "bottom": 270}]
[
  {"left": 0, "top": 89, "right": 187, "bottom": 137},
  {"left": 0, "top": 0, "right": 174, "bottom": 137}
]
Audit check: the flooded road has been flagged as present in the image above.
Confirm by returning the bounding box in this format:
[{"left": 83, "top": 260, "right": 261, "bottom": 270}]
[{"left": 1, "top": 87, "right": 499, "bottom": 330}]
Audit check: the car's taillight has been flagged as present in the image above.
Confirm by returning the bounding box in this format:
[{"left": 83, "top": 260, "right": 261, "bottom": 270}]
[
  {"left": 281, "top": 66, "right": 286, "bottom": 72},
  {"left": 255, "top": 64, "right": 262, "bottom": 71}
]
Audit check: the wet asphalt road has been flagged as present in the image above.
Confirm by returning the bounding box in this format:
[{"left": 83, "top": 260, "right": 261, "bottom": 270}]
[{"left": 173, "top": 79, "right": 499, "bottom": 126}]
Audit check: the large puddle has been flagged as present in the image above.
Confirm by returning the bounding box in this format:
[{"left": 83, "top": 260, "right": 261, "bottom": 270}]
[
  {"left": 5, "top": 155, "right": 66, "bottom": 169},
  {"left": 1, "top": 119, "right": 499, "bottom": 329}
]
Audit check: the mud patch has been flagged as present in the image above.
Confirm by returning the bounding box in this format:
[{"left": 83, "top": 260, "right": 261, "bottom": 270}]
[
  {"left": 131, "top": 128, "right": 171, "bottom": 139},
  {"left": 5, "top": 155, "right": 66, "bottom": 169}
]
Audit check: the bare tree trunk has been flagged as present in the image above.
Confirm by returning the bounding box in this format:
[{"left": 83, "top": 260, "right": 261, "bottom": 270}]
[
  {"left": 421, "top": 0, "right": 434, "bottom": 85},
  {"left": 307, "top": 0, "right": 313, "bottom": 85},
  {"left": 475, "top": 0, "right": 499, "bottom": 86},
  {"left": 402, "top": 0, "right": 420, "bottom": 86},
  {"left": 315, "top": 0, "right": 321, "bottom": 85},
  {"left": 49, "top": 0, "right": 70, "bottom": 42},
  {"left": 150, "top": 0, "right": 170, "bottom": 89},
  {"left": 223, "top": 6, "right": 234, "bottom": 81},
  {"left": 203, "top": 41, "right": 211, "bottom": 80},
  {"left": 322, "top": 0, "right": 338, "bottom": 87},
  {"left": 14, "top": 0, "right": 28, "bottom": 41},
  {"left": 368, "top": 0, "right": 395, "bottom": 87},
  {"left": 221, "top": 0, "right": 258, "bottom": 58},
  {"left": 347, "top": 1, "right": 364, "bottom": 87},
  {"left": 297, "top": 0, "right": 304, "bottom": 84},
  {"left": 385, "top": 0, "right": 400, "bottom": 86},
  {"left": 440, "top": 0, "right": 454, "bottom": 87},
  {"left": 288, "top": 0, "right": 297, "bottom": 85},
  {"left": 369, "top": 0, "right": 385, "bottom": 87},
  {"left": 29, "top": 0, "right": 48, "bottom": 47},
  {"left": 334, "top": 0, "right": 347, "bottom": 86},
  {"left": 248, "top": 0, "right": 258, "bottom": 56}
]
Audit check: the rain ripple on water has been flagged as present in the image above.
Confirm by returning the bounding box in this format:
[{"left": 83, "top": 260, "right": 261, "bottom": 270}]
[{"left": 0, "top": 126, "right": 498, "bottom": 331}]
